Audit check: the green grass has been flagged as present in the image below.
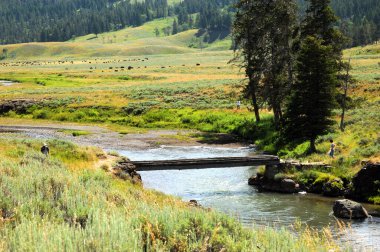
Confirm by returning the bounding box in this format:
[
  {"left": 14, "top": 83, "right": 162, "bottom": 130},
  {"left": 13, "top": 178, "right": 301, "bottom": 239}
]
[
  {"left": 0, "top": 17, "right": 379, "bottom": 204},
  {"left": 0, "top": 16, "right": 232, "bottom": 59},
  {"left": 0, "top": 136, "right": 339, "bottom": 251},
  {"left": 58, "top": 130, "right": 91, "bottom": 137}
]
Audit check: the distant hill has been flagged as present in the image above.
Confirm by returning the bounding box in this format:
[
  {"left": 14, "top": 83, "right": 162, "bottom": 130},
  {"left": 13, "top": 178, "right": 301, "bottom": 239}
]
[
  {"left": 0, "top": 0, "right": 378, "bottom": 46},
  {"left": 0, "top": 0, "right": 172, "bottom": 44},
  {"left": 0, "top": 0, "right": 233, "bottom": 45},
  {"left": 0, "top": 17, "right": 232, "bottom": 59}
]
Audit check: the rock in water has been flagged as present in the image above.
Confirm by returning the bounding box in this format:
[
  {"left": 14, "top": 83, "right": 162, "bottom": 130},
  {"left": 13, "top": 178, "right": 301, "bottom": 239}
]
[
  {"left": 333, "top": 199, "right": 368, "bottom": 219},
  {"left": 348, "top": 163, "right": 380, "bottom": 202},
  {"left": 280, "top": 179, "right": 299, "bottom": 193},
  {"left": 248, "top": 175, "right": 261, "bottom": 186}
]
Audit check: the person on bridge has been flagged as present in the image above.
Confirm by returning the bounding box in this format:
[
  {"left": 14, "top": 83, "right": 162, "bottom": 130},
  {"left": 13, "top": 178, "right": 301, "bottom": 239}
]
[{"left": 41, "top": 143, "right": 50, "bottom": 157}]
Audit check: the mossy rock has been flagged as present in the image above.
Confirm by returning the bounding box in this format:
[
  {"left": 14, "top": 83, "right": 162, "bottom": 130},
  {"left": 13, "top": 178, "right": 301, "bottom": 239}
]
[{"left": 322, "top": 178, "right": 345, "bottom": 197}]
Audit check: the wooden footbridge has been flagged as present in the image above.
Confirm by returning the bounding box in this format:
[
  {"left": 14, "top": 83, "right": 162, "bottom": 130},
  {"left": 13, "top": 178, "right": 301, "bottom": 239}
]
[{"left": 130, "top": 155, "right": 280, "bottom": 171}]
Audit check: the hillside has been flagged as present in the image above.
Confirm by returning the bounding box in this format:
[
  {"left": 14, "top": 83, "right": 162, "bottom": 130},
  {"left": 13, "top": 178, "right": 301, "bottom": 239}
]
[
  {"left": 0, "top": 18, "right": 231, "bottom": 59},
  {"left": 0, "top": 0, "right": 233, "bottom": 45},
  {"left": 0, "top": 0, "right": 378, "bottom": 46}
]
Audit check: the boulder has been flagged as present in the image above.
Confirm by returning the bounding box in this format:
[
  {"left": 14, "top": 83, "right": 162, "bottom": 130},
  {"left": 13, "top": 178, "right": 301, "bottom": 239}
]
[
  {"left": 280, "top": 179, "right": 299, "bottom": 193},
  {"left": 0, "top": 99, "right": 39, "bottom": 114},
  {"left": 188, "top": 200, "right": 201, "bottom": 207},
  {"left": 348, "top": 163, "right": 380, "bottom": 201},
  {"left": 258, "top": 178, "right": 299, "bottom": 194},
  {"left": 248, "top": 175, "right": 261, "bottom": 186},
  {"left": 113, "top": 157, "right": 142, "bottom": 184},
  {"left": 333, "top": 199, "right": 368, "bottom": 219},
  {"left": 322, "top": 178, "right": 345, "bottom": 197}
]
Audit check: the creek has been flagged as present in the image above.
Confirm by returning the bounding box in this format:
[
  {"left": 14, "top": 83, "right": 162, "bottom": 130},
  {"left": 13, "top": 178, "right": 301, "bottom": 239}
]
[
  {"left": 119, "top": 145, "right": 380, "bottom": 251},
  {"left": 0, "top": 80, "right": 17, "bottom": 86}
]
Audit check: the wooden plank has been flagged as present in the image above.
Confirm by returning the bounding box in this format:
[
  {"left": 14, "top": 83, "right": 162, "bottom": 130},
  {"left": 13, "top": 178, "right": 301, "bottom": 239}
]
[{"left": 129, "top": 156, "right": 280, "bottom": 171}]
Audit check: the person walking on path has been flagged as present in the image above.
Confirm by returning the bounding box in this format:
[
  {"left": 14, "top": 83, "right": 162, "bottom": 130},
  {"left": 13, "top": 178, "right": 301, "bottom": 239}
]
[
  {"left": 329, "top": 140, "right": 336, "bottom": 158},
  {"left": 236, "top": 100, "right": 241, "bottom": 109},
  {"left": 41, "top": 143, "right": 49, "bottom": 157}
]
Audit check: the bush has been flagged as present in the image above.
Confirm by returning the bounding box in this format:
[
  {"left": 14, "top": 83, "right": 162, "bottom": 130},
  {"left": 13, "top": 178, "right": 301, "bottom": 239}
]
[
  {"left": 33, "top": 110, "right": 49, "bottom": 119},
  {"left": 71, "top": 131, "right": 90, "bottom": 137}
]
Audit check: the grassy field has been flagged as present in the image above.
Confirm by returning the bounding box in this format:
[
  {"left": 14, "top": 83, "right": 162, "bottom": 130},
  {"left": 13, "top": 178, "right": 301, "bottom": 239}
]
[
  {"left": 0, "top": 135, "right": 339, "bottom": 251},
  {"left": 0, "top": 16, "right": 378, "bottom": 250},
  {"left": 0, "top": 18, "right": 230, "bottom": 59},
  {"left": 0, "top": 17, "right": 379, "bottom": 198}
]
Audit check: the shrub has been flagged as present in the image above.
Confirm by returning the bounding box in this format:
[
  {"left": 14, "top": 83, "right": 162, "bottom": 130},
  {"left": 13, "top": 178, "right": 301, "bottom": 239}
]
[
  {"left": 33, "top": 110, "right": 49, "bottom": 119},
  {"left": 71, "top": 131, "right": 90, "bottom": 137}
]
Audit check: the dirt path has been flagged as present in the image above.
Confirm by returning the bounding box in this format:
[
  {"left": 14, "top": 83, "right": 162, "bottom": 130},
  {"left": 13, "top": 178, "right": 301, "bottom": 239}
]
[{"left": 0, "top": 123, "right": 246, "bottom": 151}]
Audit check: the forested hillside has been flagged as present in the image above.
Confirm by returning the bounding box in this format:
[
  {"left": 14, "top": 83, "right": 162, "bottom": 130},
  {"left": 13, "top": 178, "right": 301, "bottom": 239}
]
[
  {"left": 298, "top": 0, "right": 380, "bottom": 46},
  {"left": 0, "top": 0, "right": 171, "bottom": 44},
  {"left": 0, "top": 0, "right": 378, "bottom": 46}
]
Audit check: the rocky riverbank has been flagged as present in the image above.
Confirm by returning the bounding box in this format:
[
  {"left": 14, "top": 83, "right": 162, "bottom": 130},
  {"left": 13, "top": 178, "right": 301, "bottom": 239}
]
[{"left": 249, "top": 162, "right": 380, "bottom": 204}]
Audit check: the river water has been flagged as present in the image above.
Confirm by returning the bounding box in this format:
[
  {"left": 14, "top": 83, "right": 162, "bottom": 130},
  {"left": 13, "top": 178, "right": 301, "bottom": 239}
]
[
  {"left": 0, "top": 80, "right": 17, "bottom": 86},
  {"left": 119, "top": 146, "right": 379, "bottom": 250}
]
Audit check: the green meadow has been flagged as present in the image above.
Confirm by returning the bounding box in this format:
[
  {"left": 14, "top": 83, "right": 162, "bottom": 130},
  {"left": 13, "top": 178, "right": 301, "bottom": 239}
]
[
  {"left": 0, "top": 17, "right": 379, "bottom": 166},
  {"left": 0, "top": 15, "right": 378, "bottom": 250}
]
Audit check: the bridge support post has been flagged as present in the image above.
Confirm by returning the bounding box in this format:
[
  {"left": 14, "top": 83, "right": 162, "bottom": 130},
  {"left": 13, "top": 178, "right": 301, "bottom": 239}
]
[{"left": 264, "top": 164, "right": 282, "bottom": 180}]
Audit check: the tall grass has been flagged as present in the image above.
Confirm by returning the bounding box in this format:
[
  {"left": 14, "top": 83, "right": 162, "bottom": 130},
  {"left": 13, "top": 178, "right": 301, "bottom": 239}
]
[{"left": 0, "top": 137, "right": 339, "bottom": 251}]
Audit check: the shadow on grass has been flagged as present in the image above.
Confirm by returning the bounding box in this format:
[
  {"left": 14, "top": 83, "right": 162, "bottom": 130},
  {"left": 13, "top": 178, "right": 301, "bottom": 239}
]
[{"left": 191, "top": 132, "right": 241, "bottom": 145}]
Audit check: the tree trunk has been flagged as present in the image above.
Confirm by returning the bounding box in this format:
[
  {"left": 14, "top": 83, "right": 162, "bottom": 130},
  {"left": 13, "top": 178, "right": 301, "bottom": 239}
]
[
  {"left": 309, "top": 138, "right": 317, "bottom": 153},
  {"left": 247, "top": 59, "right": 260, "bottom": 122},
  {"left": 251, "top": 89, "right": 261, "bottom": 122},
  {"left": 340, "top": 59, "right": 350, "bottom": 132},
  {"left": 272, "top": 100, "right": 282, "bottom": 130}
]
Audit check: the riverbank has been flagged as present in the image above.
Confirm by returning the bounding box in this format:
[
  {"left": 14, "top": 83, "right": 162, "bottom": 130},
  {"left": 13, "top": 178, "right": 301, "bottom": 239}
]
[
  {"left": 2, "top": 121, "right": 379, "bottom": 205},
  {"left": 249, "top": 161, "right": 380, "bottom": 208},
  {"left": 0, "top": 120, "right": 246, "bottom": 150},
  {"left": 0, "top": 134, "right": 340, "bottom": 251}
]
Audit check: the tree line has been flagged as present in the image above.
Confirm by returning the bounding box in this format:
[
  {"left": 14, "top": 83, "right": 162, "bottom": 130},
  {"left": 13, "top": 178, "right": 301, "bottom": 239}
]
[
  {"left": 0, "top": 0, "right": 378, "bottom": 46},
  {"left": 298, "top": 0, "right": 380, "bottom": 47},
  {"left": 167, "top": 0, "right": 234, "bottom": 36},
  {"left": 233, "top": 0, "right": 349, "bottom": 152},
  {"left": 0, "top": 0, "right": 170, "bottom": 44}
]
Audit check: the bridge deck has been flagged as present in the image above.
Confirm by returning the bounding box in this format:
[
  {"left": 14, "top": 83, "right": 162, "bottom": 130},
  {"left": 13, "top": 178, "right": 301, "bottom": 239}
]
[{"left": 129, "top": 155, "right": 280, "bottom": 171}]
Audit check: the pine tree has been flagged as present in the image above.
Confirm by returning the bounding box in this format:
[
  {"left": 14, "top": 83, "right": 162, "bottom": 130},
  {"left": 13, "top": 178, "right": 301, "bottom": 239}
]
[
  {"left": 172, "top": 19, "right": 178, "bottom": 35},
  {"left": 302, "top": 0, "right": 344, "bottom": 57},
  {"left": 154, "top": 27, "right": 160, "bottom": 37},
  {"left": 232, "top": 0, "right": 297, "bottom": 125},
  {"left": 284, "top": 36, "right": 337, "bottom": 152}
]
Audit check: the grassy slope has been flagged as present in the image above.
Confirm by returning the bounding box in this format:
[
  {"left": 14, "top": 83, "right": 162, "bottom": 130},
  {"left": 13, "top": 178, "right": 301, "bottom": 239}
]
[
  {"left": 0, "top": 18, "right": 231, "bottom": 59},
  {"left": 274, "top": 44, "right": 380, "bottom": 203},
  {"left": 0, "top": 136, "right": 338, "bottom": 251}
]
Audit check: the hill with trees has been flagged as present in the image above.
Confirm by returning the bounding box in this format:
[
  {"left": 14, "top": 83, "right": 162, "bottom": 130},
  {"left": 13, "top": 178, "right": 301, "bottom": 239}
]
[{"left": 0, "top": 0, "right": 378, "bottom": 46}]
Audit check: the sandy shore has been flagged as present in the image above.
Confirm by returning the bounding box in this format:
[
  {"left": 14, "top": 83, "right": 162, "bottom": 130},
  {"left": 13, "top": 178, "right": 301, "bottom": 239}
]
[{"left": 0, "top": 123, "right": 246, "bottom": 151}]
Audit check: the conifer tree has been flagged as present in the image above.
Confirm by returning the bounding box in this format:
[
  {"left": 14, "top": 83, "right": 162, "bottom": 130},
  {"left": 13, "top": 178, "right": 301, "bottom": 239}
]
[
  {"left": 302, "top": 0, "right": 344, "bottom": 58},
  {"left": 232, "top": 0, "right": 297, "bottom": 125},
  {"left": 284, "top": 36, "right": 337, "bottom": 152},
  {"left": 283, "top": 0, "right": 345, "bottom": 152},
  {"left": 172, "top": 19, "right": 178, "bottom": 35}
]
